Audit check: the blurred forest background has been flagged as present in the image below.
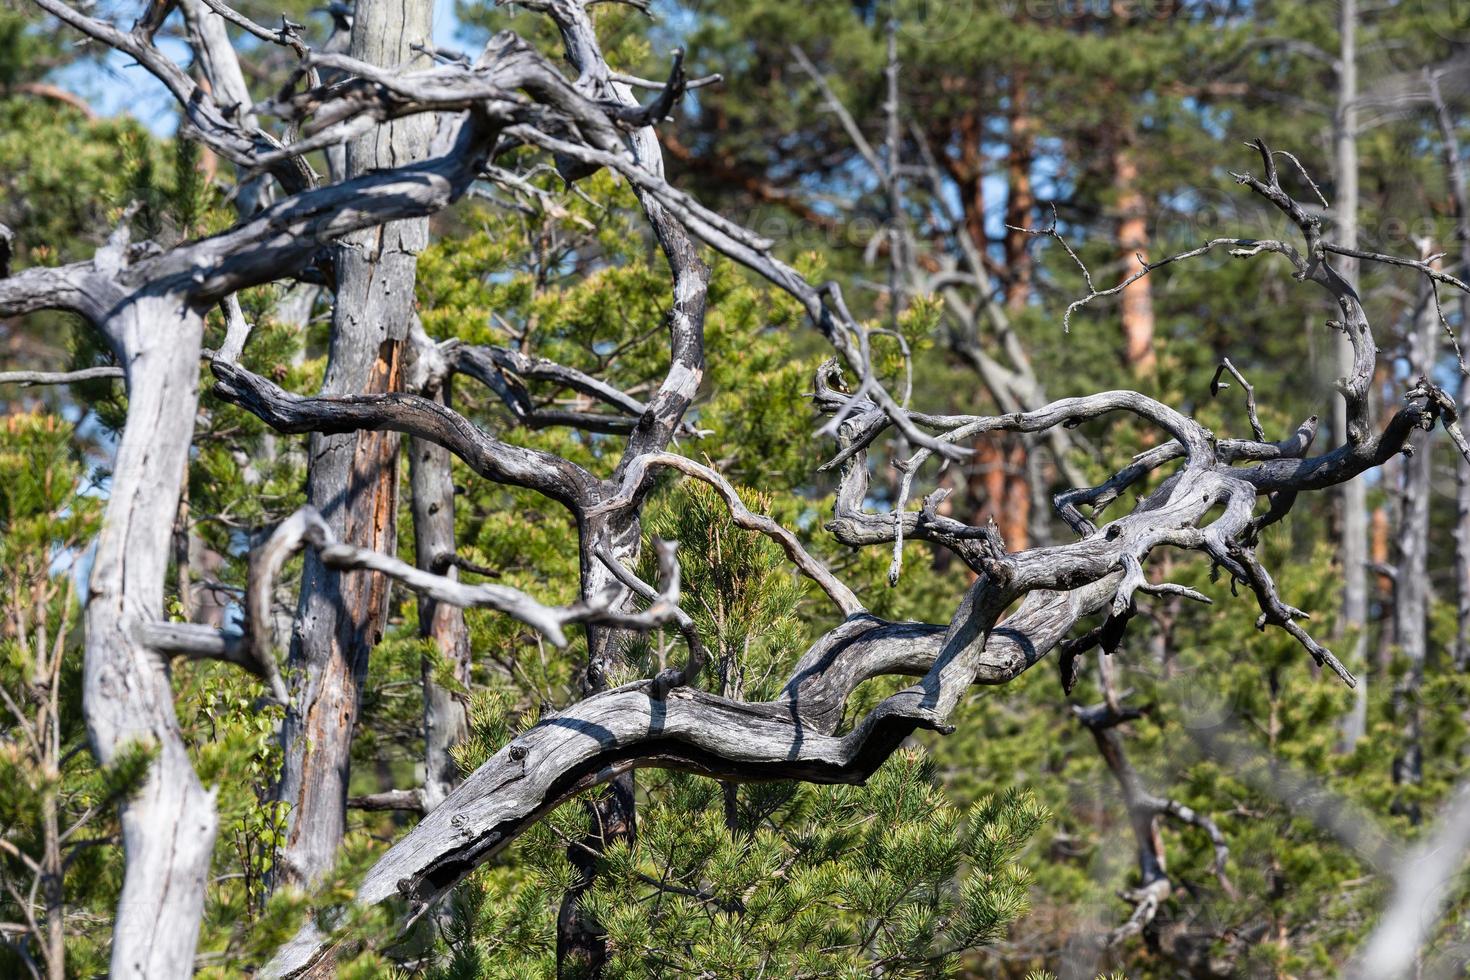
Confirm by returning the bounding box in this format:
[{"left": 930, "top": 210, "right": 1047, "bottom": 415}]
[{"left": 5, "top": 0, "right": 1470, "bottom": 977}]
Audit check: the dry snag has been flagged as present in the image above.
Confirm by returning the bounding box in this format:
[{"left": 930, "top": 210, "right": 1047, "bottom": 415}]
[{"left": 2, "top": 1, "right": 1469, "bottom": 978}]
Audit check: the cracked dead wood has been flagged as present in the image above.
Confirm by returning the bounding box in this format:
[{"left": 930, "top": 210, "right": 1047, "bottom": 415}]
[
  {"left": 407, "top": 329, "right": 473, "bottom": 814},
  {"left": 270, "top": 0, "right": 436, "bottom": 891},
  {"left": 80, "top": 293, "right": 216, "bottom": 980},
  {"left": 0, "top": 11, "right": 515, "bottom": 977}
]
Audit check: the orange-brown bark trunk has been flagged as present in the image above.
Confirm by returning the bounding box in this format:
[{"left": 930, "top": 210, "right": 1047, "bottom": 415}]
[
  {"left": 969, "top": 436, "right": 1031, "bottom": 551},
  {"left": 1114, "top": 141, "right": 1156, "bottom": 374},
  {"left": 1004, "top": 73, "right": 1036, "bottom": 312}
]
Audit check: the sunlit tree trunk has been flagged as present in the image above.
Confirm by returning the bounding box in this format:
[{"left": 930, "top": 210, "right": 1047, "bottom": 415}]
[
  {"left": 1114, "top": 135, "right": 1155, "bottom": 375},
  {"left": 84, "top": 297, "right": 215, "bottom": 979},
  {"left": 273, "top": 0, "right": 434, "bottom": 887},
  {"left": 1391, "top": 266, "right": 1437, "bottom": 822},
  {"left": 409, "top": 374, "right": 472, "bottom": 812},
  {"left": 1335, "top": 0, "right": 1370, "bottom": 751},
  {"left": 1004, "top": 71, "right": 1035, "bottom": 313}
]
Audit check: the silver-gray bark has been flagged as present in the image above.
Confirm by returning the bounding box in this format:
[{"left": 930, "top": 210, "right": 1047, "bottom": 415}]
[
  {"left": 1336, "top": 0, "right": 1370, "bottom": 750},
  {"left": 272, "top": 0, "right": 435, "bottom": 889}
]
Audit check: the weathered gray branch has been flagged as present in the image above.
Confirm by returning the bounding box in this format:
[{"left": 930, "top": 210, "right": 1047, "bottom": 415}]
[
  {"left": 31, "top": 0, "right": 314, "bottom": 197},
  {"left": 443, "top": 341, "right": 704, "bottom": 437},
  {"left": 0, "top": 366, "right": 122, "bottom": 387},
  {"left": 591, "top": 451, "right": 865, "bottom": 618},
  {"left": 264, "top": 574, "right": 1121, "bottom": 978},
  {"left": 210, "top": 359, "right": 597, "bottom": 509},
  {"left": 249, "top": 507, "right": 685, "bottom": 651},
  {"left": 134, "top": 621, "right": 288, "bottom": 704}
]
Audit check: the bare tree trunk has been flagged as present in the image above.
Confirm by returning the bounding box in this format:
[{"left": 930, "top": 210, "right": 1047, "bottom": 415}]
[
  {"left": 1431, "top": 77, "right": 1470, "bottom": 670},
  {"left": 84, "top": 297, "right": 216, "bottom": 979},
  {"left": 1003, "top": 71, "right": 1035, "bottom": 313},
  {"left": 17, "top": 2, "right": 1470, "bottom": 971},
  {"left": 1393, "top": 266, "right": 1438, "bottom": 822},
  {"left": 1336, "top": 0, "right": 1371, "bottom": 750},
  {"left": 968, "top": 437, "right": 1030, "bottom": 550},
  {"left": 274, "top": 0, "right": 433, "bottom": 888},
  {"left": 997, "top": 72, "right": 1036, "bottom": 548},
  {"left": 408, "top": 376, "right": 471, "bottom": 812},
  {"left": 180, "top": 0, "right": 273, "bottom": 215},
  {"left": 954, "top": 110, "right": 987, "bottom": 259},
  {"left": 1114, "top": 135, "right": 1155, "bottom": 375},
  {"left": 1459, "top": 314, "right": 1470, "bottom": 671},
  {"left": 41, "top": 785, "right": 62, "bottom": 980},
  {"left": 1371, "top": 503, "right": 1394, "bottom": 661}
]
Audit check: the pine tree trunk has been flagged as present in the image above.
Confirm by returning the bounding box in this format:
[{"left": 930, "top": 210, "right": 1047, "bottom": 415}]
[
  {"left": 273, "top": 0, "right": 434, "bottom": 888},
  {"left": 1392, "top": 265, "right": 1438, "bottom": 822},
  {"left": 1335, "top": 0, "right": 1371, "bottom": 750},
  {"left": 84, "top": 297, "right": 216, "bottom": 980},
  {"left": 1113, "top": 136, "right": 1155, "bottom": 375},
  {"left": 409, "top": 379, "right": 471, "bottom": 812},
  {"left": 1003, "top": 72, "right": 1035, "bottom": 313},
  {"left": 1458, "top": 303, "right": 1470, "bottom": 672},
  {"left": 955, "top": 110, "right": 986, "bottom": 258},
  {"left": 998, "top": 73, "right": 1035, "bottom": 548},
  {"left": 1458, "top": 257, "right": 1470, "bottom": 669},
  {"left": 1433, "top": 79, "right": 1470, "bottom": 670},
  {"left": 968, "top": 437, "right": 1030, "bottom": 550}
]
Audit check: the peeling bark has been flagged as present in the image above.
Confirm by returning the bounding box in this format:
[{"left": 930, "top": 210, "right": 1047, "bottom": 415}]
[
  {"left": 408, "top": 376, "right": 471, "bottom": 813},
  {"left": 82, "top": 295, "right": 215, "bottom": 980},
  {"left": 273, "top": 0, "right": 435, "bottom": 889}
]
